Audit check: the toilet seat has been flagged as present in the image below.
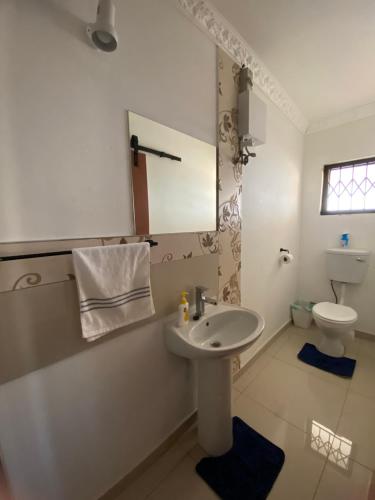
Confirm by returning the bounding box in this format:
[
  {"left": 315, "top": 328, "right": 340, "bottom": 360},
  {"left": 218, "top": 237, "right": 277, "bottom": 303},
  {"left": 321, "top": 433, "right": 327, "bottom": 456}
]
[{"left": 313, "top": 302, "right": 357, "bottom": 324}]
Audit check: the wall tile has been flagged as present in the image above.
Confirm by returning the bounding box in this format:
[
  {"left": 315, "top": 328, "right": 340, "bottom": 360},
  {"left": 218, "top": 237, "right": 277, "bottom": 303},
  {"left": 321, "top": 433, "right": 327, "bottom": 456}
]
[
  {"left": 217, "top": 48, "right": 242, "bottom": 305},
  {"left": 0, "top": 254, "right": 218, "bottom": 385},
  {"left": 102, "top": 232, "right": 219, "bottom": 264},
  {"left": 0, "top": 232, "right": 218, "bottom": 293}
]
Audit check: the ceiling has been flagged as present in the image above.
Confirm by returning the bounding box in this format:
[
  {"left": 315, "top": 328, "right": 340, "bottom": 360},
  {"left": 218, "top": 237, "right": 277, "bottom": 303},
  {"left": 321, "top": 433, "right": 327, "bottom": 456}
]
[{"left": 210, "top": 0, "right": 375, "bottom": 124}]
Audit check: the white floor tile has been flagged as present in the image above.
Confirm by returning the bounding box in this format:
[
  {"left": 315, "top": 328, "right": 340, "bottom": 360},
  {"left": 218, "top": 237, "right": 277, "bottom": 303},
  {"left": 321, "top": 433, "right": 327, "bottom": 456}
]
[
  {"left": 233, "top": 395, "right": 326, "bottom": 500},
  {"left": 232, "top": 386, "right": 242, "bottom": 402},
  {"left": 356, "top": 337, "right": 375, "bottom": 360},
  {"left": 115, "top": 427, "right": 198, "bottom": 500},
  {"left": 337, "top": 392, "right": 375, "bottom": 470},
  {"left": 315, "top": 460, "right": 375, "bottom": 500},
  {"left": 117, "top": 325, "right": 375, "bottom": 500},
  {"left": 263, "top": 330, "right": 292, "bottom": 357},
  {"left": 275, "top": 329, "right": 351, "bottom": 389},
  {"left": 146, "top": 456, "right": 218, "bottom": 500},
  {"left": 188, "top": 443, "right": 206, "bottom": 463},
  {"left": 234, "top": 351, "right": 273, "bottom": 392},
  {"left": 350, "top": 353, "right": 375, "bottom": 400},
  {"left": 244, "top": 358, "right": 347, "bottom": 432}
]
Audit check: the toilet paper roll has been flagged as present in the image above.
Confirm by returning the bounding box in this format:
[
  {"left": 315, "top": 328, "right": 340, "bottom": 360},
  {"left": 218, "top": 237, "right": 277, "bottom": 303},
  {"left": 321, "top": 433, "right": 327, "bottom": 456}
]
[{"left": 280, "top": 252, "right": 294, "bottom": 264}]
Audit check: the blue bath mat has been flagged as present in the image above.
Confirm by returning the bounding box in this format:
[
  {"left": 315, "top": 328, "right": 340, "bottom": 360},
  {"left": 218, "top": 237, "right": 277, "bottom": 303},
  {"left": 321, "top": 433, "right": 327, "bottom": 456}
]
[
  {"left": 196, "top": 417, "right": 285, "bottom": 500},
  {"left": 298, "top": 343, "right": 356, "bottom": 378}
]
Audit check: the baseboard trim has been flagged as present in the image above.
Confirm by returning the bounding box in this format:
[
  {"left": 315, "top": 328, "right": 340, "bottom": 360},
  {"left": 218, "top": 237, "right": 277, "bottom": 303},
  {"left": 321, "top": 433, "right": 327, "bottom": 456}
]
[
  {"left": 356, "top": 329, "right": 375, "bottom": 340},
  {"left": 233, "top": 320, "right": 292, "bottom": 382},
  {"left": 98, "top": 411, "right": 197, "bottom": 500}
]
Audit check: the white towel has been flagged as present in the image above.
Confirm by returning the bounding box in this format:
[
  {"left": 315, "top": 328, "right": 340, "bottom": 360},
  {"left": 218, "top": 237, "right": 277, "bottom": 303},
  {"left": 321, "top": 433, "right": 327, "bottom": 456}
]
[{"left": 72, "top": 243, "right": 155, "bottom": 341}]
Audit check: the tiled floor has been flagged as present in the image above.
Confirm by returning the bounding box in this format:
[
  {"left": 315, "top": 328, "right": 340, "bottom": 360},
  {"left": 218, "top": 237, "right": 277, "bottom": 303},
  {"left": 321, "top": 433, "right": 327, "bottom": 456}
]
[{"left": 116, "top": 325, "right": 375, "bottom": 500}]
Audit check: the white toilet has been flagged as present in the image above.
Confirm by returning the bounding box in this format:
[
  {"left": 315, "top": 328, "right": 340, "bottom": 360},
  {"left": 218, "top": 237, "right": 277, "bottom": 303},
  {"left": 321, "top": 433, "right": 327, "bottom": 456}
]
[{"left": 312, "top": 248, "right": 370, "bottom": 357}]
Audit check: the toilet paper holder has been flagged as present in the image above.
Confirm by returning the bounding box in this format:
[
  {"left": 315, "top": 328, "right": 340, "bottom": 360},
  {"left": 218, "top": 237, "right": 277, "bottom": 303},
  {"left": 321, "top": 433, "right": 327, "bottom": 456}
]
[{"left": 279, "top": 248, "right": 294, "bottom": 264}]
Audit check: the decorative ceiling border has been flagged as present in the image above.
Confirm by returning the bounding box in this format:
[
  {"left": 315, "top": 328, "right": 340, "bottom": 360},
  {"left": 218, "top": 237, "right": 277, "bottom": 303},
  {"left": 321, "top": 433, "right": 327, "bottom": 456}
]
[
  {"left": 177, "top": 0, "right": 308, "bottom": 133},
  {"left": 307, "top": 100, "right": 375, "bottom": 134}
]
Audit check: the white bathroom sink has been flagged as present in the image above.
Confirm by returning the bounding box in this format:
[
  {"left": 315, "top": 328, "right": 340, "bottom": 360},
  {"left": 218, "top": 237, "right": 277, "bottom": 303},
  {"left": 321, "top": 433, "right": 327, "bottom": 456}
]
[
  {"left": 165, "top": 303, "right": 264, "bottom": 456},
  {"left": 165, "top": 304, "right": 264, "bottom": 360}
]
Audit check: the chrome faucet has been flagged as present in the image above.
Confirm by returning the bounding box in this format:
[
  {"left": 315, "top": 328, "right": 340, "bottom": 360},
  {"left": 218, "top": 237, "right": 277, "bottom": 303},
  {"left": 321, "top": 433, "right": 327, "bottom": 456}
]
[{"left": 194, "top": 286, "right": 217, "bottom": 320}]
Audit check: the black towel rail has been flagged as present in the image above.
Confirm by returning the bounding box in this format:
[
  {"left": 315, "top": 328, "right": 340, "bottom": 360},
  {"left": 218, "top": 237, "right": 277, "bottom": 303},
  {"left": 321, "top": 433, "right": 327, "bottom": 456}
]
[{"left": 0, "top": 239, "right": 158, "bottom": 262}]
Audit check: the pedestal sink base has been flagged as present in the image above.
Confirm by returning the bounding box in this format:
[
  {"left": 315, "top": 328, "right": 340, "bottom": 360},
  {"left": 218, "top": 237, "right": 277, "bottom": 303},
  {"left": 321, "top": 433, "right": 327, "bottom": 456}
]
[
  {"left": 165, "top": 304, "right": 265, "bottom": 455},
  {"left": 197, "top": 358, "right": 233, "bottom": 456}
]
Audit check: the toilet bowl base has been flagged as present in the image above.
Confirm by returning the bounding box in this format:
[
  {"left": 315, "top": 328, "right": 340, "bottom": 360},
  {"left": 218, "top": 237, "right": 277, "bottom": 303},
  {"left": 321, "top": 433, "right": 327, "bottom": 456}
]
[{"left": 317, "top": 336, "right": 345, "bottom": 358}]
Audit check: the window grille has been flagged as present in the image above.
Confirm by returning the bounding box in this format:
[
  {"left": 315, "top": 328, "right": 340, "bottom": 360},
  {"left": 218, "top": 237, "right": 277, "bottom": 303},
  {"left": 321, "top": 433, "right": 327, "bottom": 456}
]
[{"left": 321, "top": 157, "right": 375, "bottom": 215}]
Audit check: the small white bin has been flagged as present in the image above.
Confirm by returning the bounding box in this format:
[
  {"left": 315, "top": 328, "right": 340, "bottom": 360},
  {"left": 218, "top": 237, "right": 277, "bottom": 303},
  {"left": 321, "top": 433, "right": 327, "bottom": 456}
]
[{"left": 291, "top": 300, "right": 315, "bottom": 329}]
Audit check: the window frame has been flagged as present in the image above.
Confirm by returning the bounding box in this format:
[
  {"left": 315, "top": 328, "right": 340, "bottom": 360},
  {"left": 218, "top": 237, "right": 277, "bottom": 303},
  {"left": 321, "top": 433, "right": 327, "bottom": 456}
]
[{"left": 320, "top": 156, "right": 375, "bottom": 216}]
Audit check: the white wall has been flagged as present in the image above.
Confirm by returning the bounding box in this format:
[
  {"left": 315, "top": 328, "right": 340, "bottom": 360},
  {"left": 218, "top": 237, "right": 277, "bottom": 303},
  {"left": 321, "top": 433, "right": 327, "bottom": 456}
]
[
  {"left": 0, "top": 317, "right": 195, "bottom": 500},
  {"left": 0, "top": 0, "right": 215, "bottom": 242},
  {"left": 299, "top": 115, "right": 375, "bottom": 335},
  {"left": 240, "top": 92, "right": 304, "bottom": 363}
]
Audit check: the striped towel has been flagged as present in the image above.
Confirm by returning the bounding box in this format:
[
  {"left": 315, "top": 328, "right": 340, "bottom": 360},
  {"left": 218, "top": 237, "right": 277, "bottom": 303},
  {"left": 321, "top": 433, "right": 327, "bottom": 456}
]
[{"left": 72, "top": 243, "right": 155, "bottom": 341}]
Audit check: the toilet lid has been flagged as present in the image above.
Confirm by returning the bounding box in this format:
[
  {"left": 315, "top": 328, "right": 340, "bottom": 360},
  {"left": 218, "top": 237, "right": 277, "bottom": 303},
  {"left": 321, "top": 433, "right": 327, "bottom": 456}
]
[{"left": 313, "top": 302, "right": 357, "bottom": 323}]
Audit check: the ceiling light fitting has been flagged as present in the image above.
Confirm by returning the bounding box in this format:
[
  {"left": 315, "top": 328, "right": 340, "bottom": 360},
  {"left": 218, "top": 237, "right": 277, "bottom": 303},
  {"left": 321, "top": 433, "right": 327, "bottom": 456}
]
[{"left": 87, "top": 0, "right": 118, "bottom": 53}]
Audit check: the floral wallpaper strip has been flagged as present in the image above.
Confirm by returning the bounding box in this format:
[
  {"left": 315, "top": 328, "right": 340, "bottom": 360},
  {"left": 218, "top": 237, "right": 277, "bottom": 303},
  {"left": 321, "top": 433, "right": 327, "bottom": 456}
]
[
  {"left": 0, "top": 231, "right": 218, "bottom": 293},
  {"left": 102, "top": 232, "right": 219, "bottom": 264},
  {"left": 217, "top": 48, "right": 242, "bottom": 306}
]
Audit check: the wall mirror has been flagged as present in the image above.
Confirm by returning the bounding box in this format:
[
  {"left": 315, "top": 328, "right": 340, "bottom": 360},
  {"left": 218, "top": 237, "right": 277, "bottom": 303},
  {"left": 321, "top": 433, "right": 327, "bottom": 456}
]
[{"left": 128, "top": 112, "right": 217, "bottom": 235}]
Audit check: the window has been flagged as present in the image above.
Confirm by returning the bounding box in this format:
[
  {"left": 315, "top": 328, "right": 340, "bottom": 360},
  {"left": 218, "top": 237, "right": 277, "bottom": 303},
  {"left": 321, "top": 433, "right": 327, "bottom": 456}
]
[{"left": 321, "top": 157, "right": 375, "bottom": 215}]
